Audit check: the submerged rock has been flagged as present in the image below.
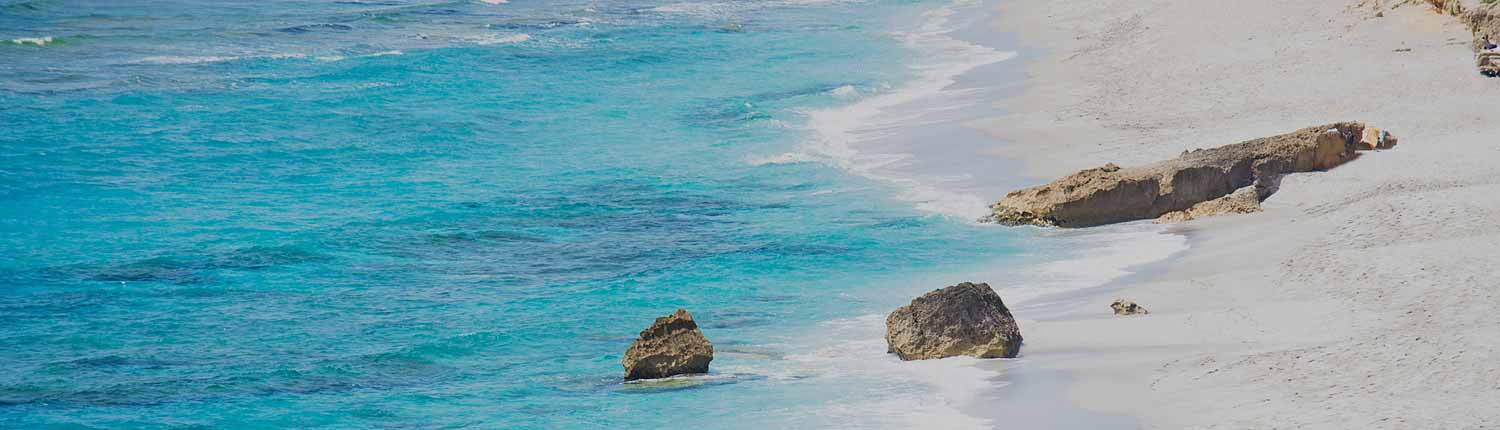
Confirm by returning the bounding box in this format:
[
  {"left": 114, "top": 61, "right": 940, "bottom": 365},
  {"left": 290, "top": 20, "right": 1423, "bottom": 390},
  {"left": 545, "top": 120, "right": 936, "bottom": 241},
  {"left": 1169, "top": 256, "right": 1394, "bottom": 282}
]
[
  {"left": 885, "top": 282, "right": 1023, "bottom": 360},
  {"left": 622, "top": 309, "right": 713, "bottom": 381},
  {"left": 1111, "top": 299, "right": 1150, "bottom": 316},
  {"left": 984, "top": 122, "right": 1394, "bottom": 227}
]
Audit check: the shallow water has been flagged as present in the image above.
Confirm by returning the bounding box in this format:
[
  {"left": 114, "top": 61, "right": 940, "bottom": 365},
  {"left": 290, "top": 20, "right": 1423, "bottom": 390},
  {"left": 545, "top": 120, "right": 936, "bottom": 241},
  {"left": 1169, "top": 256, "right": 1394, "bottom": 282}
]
[
  {"left": 0, "top": 1, "right": 1057, "bottom": 428},
  {"left": 0, "top": 0, "right": 1193, "bottom": 428}
]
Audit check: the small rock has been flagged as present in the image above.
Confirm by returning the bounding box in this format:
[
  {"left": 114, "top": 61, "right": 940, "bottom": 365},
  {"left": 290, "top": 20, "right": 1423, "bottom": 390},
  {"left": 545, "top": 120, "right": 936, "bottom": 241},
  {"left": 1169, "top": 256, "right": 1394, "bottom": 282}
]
[
  {"left": 886, "top": 282, "right": 1023, "bottom": 360},
  {"left": 622, "top": 308, "right": 714, "bottom": 380},
  {"left": 1111, "top": 299, "right": 1149, "bottom": 316}
]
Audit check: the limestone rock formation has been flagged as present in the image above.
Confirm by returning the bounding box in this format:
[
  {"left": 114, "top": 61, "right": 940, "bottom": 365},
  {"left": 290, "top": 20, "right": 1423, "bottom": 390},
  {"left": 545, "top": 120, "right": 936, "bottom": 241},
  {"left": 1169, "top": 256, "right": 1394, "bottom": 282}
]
[
  {"left": 885, "top": 282, "right": 1023, "bottom": 361},
  {"left": 1111, "top": 299, "right": 1149, "bottom": 316},
  {"left": 1465, "top": 4, "right": 1500, "bottom": 51},
  {"left": 984, "top": 122, "right": 1393, "bottom": 228},
  {"left": 622, "top": 308, "right": 713, "bottom": 380},
  {"left": 1156, "top": 186, "right": 1263, "bottom": 223}
]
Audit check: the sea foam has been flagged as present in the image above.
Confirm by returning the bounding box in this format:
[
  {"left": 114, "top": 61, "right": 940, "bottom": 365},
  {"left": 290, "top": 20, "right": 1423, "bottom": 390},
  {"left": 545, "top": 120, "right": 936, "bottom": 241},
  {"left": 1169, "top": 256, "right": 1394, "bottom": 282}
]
[
  {"left": 136, "top": 55, "right": 240, "bottom": 65},
  {"left": 765, "top": 0, "right": 1019, "bottom": 220},
  {"left": 769, "top": 313, "right": 998, "bottom": 430},
  {"left": 10, "top": 36, "right": 55, "bottom": 46}
]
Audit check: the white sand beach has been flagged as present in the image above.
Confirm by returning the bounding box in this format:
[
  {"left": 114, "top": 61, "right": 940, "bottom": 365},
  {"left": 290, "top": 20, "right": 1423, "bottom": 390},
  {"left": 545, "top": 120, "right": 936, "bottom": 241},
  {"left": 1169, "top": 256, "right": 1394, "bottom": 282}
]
[{"left": 975, "top": 0, "right": 1500, "bottom": 427}]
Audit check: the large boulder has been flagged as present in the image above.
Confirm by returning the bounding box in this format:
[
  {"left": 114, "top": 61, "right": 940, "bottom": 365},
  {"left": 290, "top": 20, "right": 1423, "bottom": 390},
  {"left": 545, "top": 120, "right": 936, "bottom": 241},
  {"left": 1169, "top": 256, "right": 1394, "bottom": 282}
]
[
  {"left": 983, "top": 123, "right": 1393, "bottom": 228},
  {"left": 885, "top": 282, "right": 1023, "bottom": 360},
  {"left": 622, "top": 308, "right": 713, "bottom": 380}
]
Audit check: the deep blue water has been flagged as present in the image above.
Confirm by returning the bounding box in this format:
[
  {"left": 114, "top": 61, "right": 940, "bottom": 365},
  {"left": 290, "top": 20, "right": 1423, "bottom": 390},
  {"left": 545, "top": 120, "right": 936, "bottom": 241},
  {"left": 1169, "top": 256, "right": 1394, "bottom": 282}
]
[{"left": 0, "top": 1, "right": 1025, "bottom": 428}]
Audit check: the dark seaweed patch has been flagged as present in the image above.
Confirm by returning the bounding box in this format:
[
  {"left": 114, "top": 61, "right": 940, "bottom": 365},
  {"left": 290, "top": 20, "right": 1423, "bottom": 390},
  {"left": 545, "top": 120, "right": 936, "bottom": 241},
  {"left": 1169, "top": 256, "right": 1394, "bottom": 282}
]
[
  {"left": 82, "top": 245, "right": 330, "bottom": 284},
  {"left": 88, "top": 257, "right": 205, "bottom": 284},
  {"left": 696, "top": 309, "right": 775, "bottom": 329}
]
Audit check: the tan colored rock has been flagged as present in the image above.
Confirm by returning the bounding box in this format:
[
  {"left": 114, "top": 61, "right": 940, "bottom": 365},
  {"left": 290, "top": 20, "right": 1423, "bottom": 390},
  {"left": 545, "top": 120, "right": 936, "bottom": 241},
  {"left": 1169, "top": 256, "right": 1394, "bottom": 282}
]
[
  {"left": 984, "top": 122, "right": 1390, "bottom": 228},
  {"left": 885, "top": 282, "right": 1023, "bottom": 360},
  {"left": 1426, "top": 0, "right": 1465, "bottom": 16},
  {"left": 622, "top": 308, "right": 713, "bottom": 380},
  {"left": 1155, "top": 186, "right": 1263, "bottom": 223},
  {"left": 1111, "top": 299, "right": 1149, "bottom": 316},
  {"left": 1464, "top": 4, "right": 1500, "bottom": 51},
  {"left": 1358, "top": 127, "right": 1396, "bottom": 150}
]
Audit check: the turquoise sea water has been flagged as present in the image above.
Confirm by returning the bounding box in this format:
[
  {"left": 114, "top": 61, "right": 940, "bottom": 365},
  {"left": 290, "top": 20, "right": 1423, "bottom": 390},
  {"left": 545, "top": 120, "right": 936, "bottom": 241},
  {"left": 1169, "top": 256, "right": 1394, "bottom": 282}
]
[{"left": 0, "top": 1, "right": 1038, "bottom": 428}]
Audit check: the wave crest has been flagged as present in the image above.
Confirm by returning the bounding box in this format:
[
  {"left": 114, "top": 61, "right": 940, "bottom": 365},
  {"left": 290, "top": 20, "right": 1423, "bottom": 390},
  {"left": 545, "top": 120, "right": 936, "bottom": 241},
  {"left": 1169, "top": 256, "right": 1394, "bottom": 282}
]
[{"left": 10, "top": 36, "right": 54, "bottom": 46}]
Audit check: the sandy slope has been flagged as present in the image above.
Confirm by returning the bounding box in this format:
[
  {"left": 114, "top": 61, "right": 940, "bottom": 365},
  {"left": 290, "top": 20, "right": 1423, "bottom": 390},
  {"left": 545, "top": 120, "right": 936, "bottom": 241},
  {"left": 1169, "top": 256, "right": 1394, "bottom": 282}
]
[{"left": 974, "top": 0, "right": 1500, "bottom": 428}]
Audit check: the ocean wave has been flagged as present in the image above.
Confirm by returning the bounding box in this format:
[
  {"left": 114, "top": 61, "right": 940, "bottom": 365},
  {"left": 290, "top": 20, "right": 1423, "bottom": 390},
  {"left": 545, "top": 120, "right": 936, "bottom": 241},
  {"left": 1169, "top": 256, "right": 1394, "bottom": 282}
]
[
  {"left": 655, "top": 0, "right": 849, "bottom": 14},
  {"left": 277, "top": 23, "right": 355, "bottom": 34},
  {"left": 652, "top": 3, "right": 721, "bottom": 13},
  {"left": 9, "top": 36, "right": 54, "bottom": 46},
  {"left": 765, "top": 313, "right": 999, "bottom": 429},
  {"left": 135, "top": 55, "right": 240, "bottom": 65},
  {"left": 764, "top": 0, "right": 1020, "bottom": 220},
  {"left": 828, "top": 84, "right": 859, "bottom": 99},
  {"left": 133, "top": 53, "right": 310, "bottom": 65},
  {"left": 131, "top": 48, "right": 407, "bottom": 65},
  {"left": 747, "top": 152, "right": 819, "bottom": 166},
  {"left": 465, "top": 33, "right": 530, "bottom": 45},
  {"left": 312, "top": 50, "right": 404, "bottom": 62}
]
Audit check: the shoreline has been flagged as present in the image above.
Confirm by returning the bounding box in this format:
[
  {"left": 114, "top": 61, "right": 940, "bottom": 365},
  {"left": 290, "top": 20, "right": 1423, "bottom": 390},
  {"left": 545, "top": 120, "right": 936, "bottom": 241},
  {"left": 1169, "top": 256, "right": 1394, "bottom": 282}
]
[
  {"left": 803, "top": 0, "right": 1201, "bottom": 426},
  {"left": 974, "top": 0, "right": 1500, "bottom": 427}
]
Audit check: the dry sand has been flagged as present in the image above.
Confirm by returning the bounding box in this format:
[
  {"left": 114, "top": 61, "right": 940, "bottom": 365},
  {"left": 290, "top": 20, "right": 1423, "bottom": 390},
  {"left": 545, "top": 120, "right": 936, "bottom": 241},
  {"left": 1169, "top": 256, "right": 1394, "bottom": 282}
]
[{"left": 973, "top": 0, "right": 1500, "bottom": 427}]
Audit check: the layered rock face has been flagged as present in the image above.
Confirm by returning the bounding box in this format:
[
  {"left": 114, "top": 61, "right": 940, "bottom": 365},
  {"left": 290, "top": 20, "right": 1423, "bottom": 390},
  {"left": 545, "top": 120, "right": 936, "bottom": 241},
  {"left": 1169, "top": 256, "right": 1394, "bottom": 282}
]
[
  {"left": 885, "top": 282, "right": 1023, "bottom": 360},
  {"left": 622, "top": 308, "right": 713, "bottom": 380},
  {"left": 984, "top": 122, "right": 1394, "bottom": 228}
]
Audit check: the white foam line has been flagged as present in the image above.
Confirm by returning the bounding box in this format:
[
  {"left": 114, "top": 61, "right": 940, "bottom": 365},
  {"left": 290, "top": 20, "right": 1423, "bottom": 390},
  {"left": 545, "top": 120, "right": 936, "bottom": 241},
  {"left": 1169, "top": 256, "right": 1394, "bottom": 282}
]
[
  {"left": 135, "top": 55, "right": 241, "bottom": 65},
  {"left": 760, "top": 0, "right": 1018, "bottom": 219},
  {"left": 10, "top": 36, "right": 53, "bottom": 46},
  {"left": 773, "top": 314, "right": 998, "bottom": 430}
]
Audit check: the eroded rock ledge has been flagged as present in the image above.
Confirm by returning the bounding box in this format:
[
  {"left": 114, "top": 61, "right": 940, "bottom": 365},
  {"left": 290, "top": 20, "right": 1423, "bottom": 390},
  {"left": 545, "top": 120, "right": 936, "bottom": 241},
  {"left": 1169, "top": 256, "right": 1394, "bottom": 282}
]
[{"left": 983, "top": 122, "right": 1395, "bottom": 228}]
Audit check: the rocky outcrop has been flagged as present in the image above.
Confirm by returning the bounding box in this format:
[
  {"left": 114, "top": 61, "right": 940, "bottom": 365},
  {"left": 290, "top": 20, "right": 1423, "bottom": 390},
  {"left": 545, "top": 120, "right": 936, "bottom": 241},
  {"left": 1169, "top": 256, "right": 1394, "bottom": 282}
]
[
  {"left": 885, "top": 282, "right": 1023, "bottom": 360},
  {"left": 1111, "top": 299, "right": 1149, "bottom": 316},
  {"left": 622, "top": 308, "right": 713, "bottom": 380},
  {"left": 1156, "top": 185, "right": 1262, "bottom": 223},
  {"left": 984, "top": 122, "right": 1394, "bottom": 228},
  {"left": 1425, "top": 0, "right": 1466, "bottom": 16},
  {"left": 1465, "top": 4, "right": 1500, "bottom": 51}
]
